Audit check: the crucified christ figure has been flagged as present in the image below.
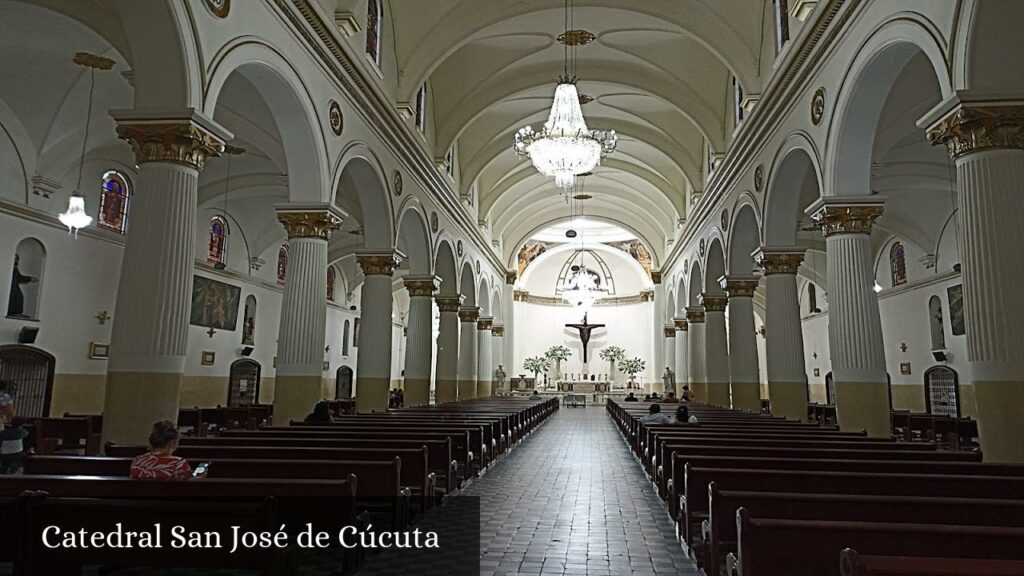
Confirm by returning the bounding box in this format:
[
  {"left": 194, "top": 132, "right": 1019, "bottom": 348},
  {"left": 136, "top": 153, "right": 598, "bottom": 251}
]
[{"left": 565, "top": 313, "right": 606, "bottom": 364}]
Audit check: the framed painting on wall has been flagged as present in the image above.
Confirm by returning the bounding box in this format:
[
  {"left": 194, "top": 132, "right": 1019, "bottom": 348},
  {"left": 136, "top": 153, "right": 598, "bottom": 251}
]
[
  {"left": 190, "top": 276, "right": 242, "bottom": 331},
  {"left": 900, "top": 362, "right": 912, "bottom": 375},
  {"left": 89, "top": 342, "right": 109, "bottom": 359},
  {"left": 947, "top": 284, "right": 965, "bottom": 336},
  {"left": 201, "top": 351, "right": 216, "bottom": 366}
]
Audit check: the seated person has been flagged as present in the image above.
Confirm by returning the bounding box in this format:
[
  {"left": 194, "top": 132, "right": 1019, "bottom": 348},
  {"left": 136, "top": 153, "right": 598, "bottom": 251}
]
[
  {"left": 130, "top": 421, "right": 196, "bottom": 480},
  {"left": 680, "top": 385, "right": 695, "bottom": 402},
  {"left": 304, "top": 400, "right": 333, "bottom": 423},
  {"left": 675, "top": 405, "right": 699, "bottom": 424},
  {"left": 0, "top": 394, "right": 28, "bottom": 474},
  {"left": 662, "top": 391, "right": 680, "bottom": 403},
  {"left": 650, "top": 392, "right": 662, "bottom": 401},
  {"left": 623, "top": 392, "right": 639, "bottom": 402},
  {"left": 640, "top": 403, "right": 673, "bottom": 425},
  {"left": 643, "top": 394, "right": 653, "bottom": 402}
]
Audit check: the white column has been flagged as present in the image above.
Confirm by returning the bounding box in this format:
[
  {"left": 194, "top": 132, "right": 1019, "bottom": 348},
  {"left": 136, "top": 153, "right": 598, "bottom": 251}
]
[
  {"left": 927, "top": 101, "right": 1024, "bottom": 461},
  {"left": 754, "top": 248, "right": 809, "bottom": 421},
  {"left": 477, "top": 317, "right": 494, "bottom": 397},
  {"left": 700, "top": 293, "right": 731, "bottom": 406},
  {"left": 653, "top": 277, "right": 667, "bottom": 384},
  {"left": 658, "top": 325, "right": 675, "bottom": 395},
  {"left": 723, "top": 275, "right": 761, "bottom": 412},
  {"left": 502, "top": 273, "right": 516, "bottom": 380},
  {"left": 102, "top": 113, "right": 228, "bottom": 445},
  {"left": 273, "top": 207, "right": 343, "bottom": 425},
  {"left": 674, "top": 319, "right": 688, "bottom": 398},
  {"left": 809, "top": 199, "right": 889, "bottom": 436},
  {"left": 355, "top": 251, "right": 403, "bottom": 413},
  {"left": 404, "top": 276, "right": 439, "bottom": 407},
  {"left": 492, "top": 324, "right": 505, "bottom": 393},
  {"left": 434, "top": 295, "right": 462, "bottom": 404},
  {"left": 457, "top": 306, "right": 480, "bottom": 399},
  {"left": 685, "top": 307, "right": 707, "bottom": 402}
]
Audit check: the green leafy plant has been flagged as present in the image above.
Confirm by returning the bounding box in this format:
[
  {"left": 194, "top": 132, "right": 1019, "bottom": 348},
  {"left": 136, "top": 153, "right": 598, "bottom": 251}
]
[
  {"left": 523, "top": 356, "right": 550, "bottom": 381},
  {"left": 620, "top": 357, "right": 647, "bottom": 382},
  {"left": 545, "top": 345, "right": 572, "bottom": 362},
  {"left": 598, "top": 346, "right": 626, "bottom": 363}
]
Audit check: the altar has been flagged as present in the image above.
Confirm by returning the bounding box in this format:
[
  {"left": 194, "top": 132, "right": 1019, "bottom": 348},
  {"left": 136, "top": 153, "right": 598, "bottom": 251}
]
[{"left": 556, "top": 380, "right": 611, "bottom": 393}]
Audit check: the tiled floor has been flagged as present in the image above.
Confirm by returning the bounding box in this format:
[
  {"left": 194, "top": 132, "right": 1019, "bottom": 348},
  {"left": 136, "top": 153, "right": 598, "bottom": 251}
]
[{"left": 357, "top": 405, "right": 698, "bottom": 576}]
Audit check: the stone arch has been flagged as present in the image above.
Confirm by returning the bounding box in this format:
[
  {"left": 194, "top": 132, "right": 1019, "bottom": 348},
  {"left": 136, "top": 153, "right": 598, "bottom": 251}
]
[
  {"left": 676, "top": 276, "right": 687, "bottom": 317},
  {"left": 434, "top": 237, "right": 458, "bottom": 296},
  {"left": 728, "top": 203, "right": 762, "bottom": 276},
  {"left": 952, "top": 0, "right": 1024, "bottom": 92},
  {"left": 333, "top": 143, "right": 395, "bottom": 251},
  {"left": 490, "top": 289, "right": 502, "bottom": 322},
  {"left": 477, "top": 276, "right": 491, "bottom": 316},
  {"left": 825, "top": 16, "right": 952, "bottom": 198},
  {"left": 459, "top": 261, "right": 476, "bottom": 306},
  {"left": 704, "top": 238, "right": 726, "bottom": 294},
  {"left": 687, "top": 260, "right": 703, "bottom": 307},
  {"left": 395, "top": 199, "right": 432, "bottom": 276},
  {"left": 204, "top": 40, "right": 330, "bottom": 203},
  {"left": 114, "top": 0, "right": 202, "bottom": 108},
  {"left": 763, "top": 134, "right": 823, "bottom": 246},
  {"left": 503, "top": 215, "right": 660, "bottom": 270}
]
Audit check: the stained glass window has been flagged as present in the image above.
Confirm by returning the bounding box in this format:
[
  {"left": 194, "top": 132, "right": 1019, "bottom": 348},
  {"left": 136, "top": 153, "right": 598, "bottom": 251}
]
[
  {"left": 277, "top": 245, "right": 289, "bottom": 284},
  {"left": 208, "top": 217, "right": 228, "bottom": 265},
  {"left": 733, "top": 76, "right": 744, "bottom": 124},
  {"left": 415, "top": 84, "right": 426, "bottom": 131},
  {"left": 774, "top": 0, "right": 790, "bottom": 53},
  {"left": 366, "top": 0, "right": 382, "bottom": 64},
  {"left": 327, "top": 266, "right": 336, "bottom": 301},
  {"left": 890, "top": 242, "right": 907, "bottom": 286},
  {"left": 98, "top": 170, "right": 130, "bottom": 234}
]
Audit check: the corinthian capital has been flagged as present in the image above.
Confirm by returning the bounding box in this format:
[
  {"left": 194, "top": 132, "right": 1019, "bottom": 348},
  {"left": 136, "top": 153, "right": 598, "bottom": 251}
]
[
  {"left": 721, "top": 275, "right": 760, "bottom": 298},
  {"left": 277, "top": 207, "right": 344, "bottom": 240},
  {"left": 927, "top": 102, "right": 1024, "bottom": 160},
  {"left": 458, "top": 306, "right": 480, "bottom": 323},
  {"left": 111, "top": 109, "right": 231, "bottom": 170},
  {"left": 754, "top": 247, "right": 805, "bottom": 275},
  {"left": 806, "top": 198, "right": 884, "bottom": 237},
  {"left": 405, "top": 275, "right": 440, "bottom": 298},
  {"left": 356, "top": 250, "right": 405, "bottom": 276},
  {"left": 685, "top": 306, "right": 705, "bottom": 324},
  {"left": 434, "top": 294, "right": 464, "bottom": 312},
  {"left": 699, "top": 293, "right": 728, "bottom": 312}
]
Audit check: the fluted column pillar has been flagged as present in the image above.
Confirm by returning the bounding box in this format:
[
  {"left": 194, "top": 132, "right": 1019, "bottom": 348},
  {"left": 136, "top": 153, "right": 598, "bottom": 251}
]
[
  {"left": 492, "top": 325, "right": 505, "bottom": 393},
  {"left": 434, "top": 295, "right": 463, "bottom": 404},
  {"left": 927, "top": 101, "right": 1024, "bottom": 461},
  {"left": 502, "top": 273, "right": 516, "bottom": 383},
  {"left": 674, "top": 319, "right": 688, "bottom": 397},
  {"left": 723, "top": 276, "right": 761, "bottom": 411},
  {"left": 102, "top": 112, "right": 229, "bottom": 445},
  {"left": 273, "top": 207, "right": 344, "bottom": 424},
  {"left": 685, "top": 307, "right": 707, "bottom": 402},
  {"left": 477, "top": 317, "right": 494, "bottom": 397},
  {"left": 404, "top": 276, "right": 439, "bottom": 407},
  {"left": 458, "top": 306, "right": 480, "bottom": 399},
  {"left": 808, "top": 200, "right": 889, "bottom": 436},
  {"left": 355, "top": 250, "right": 404, "bottom": 413},
  {"left": 701, "top": 293, "right": 731, "bottom": 406},
  {"left": 660, "top": 326, "right": 675, "bottom": 395},
  {"left": 754, "top": 248, "right": 809, "bottom": 421}
]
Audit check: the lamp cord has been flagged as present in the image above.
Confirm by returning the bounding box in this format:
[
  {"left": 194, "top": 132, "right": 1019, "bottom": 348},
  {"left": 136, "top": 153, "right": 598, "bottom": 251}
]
[{"left": 74, "top": 67, "right": 96, "bottom": 195}]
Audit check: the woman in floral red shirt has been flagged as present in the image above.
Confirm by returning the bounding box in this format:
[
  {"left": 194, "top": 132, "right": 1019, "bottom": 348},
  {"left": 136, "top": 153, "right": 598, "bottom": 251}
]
[{"left": 130, "top": 420, "right": 194, "bottom": 480}]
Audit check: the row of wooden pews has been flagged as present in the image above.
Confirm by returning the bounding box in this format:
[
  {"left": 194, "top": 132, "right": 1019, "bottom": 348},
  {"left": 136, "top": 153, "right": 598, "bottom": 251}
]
[
  {"left": 607, "top": 398, "right": 1024, "bottom": 576},
  {"left": 2, "top": 396, "right": 558, "bottom": 575}
]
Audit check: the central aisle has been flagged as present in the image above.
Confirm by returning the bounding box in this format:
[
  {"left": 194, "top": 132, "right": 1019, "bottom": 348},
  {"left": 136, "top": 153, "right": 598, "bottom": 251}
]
[{"left": 358, "top": 405, "right": 698, "bottom": 576}]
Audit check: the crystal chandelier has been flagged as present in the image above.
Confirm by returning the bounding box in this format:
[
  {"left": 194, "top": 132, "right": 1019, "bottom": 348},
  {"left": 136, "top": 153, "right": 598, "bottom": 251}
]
[
  {"left": 562, "top": 266, "right": 599, "bottom": 309},
  {"left": 513, "top": 0, "right": 616, "bottom": 191}
]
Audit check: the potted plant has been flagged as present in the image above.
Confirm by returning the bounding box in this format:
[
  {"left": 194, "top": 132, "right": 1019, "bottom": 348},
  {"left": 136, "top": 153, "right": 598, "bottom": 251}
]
[
  {"left": 620, "top": 357, "right": 647, "bottom": 389},
  {"left": 523, "top": 356, "right": 550, "bottom": 388},
  {"left": 599, "top": 346, "right": 626, "bottom": 387},
  {"left": 545, "top": 345, "right": 572, "bottom": 382}
]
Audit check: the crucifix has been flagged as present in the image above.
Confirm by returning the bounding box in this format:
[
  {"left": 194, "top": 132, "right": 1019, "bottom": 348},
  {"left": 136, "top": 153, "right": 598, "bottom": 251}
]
[
  {"left": 95, "top": 310, "right": 110, "bottom": 325},
  {"left": 565, "top": 313, "right": 606, "bottom": 364},
  {"left": 207, "top": 327, "right": 217, "bottom": 338}
]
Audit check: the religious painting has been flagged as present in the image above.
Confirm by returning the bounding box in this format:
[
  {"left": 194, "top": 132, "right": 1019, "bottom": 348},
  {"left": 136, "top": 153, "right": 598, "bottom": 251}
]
[
  {"left": 201, "top": 351, "right": 216, "bottom": 366},
  {"left": 327, "top": 266, "right": 337, "bottom": 301},
  {"left": 890, "top": 242, "right": 907, "bottom": 286},
  {"left": 353, "top": 318, "right": 361, "bottom": 348},
  {"left": 190, "top": 275, "right": 241, "bottom": 331},
  {"left": 277, "top": 245, "right": 289, "bottom": 284},
  {"left": 517, "top": 241, "right": 550, "bottom": 276},
  {"left": 606, "top": 240, "right": 652, "bottom": 278},
  {"left": 947, "top": 284, "right": 965, "bottom": 336},
  {"left": 241, "top": 295, "right": 256, "bottom": 346},
  {"left": 900, "top": 362, "right": 912, "bottom": 375},
  {"left": 98, "top": 170, "right": 130, "bottom": 234},
  {"left": 208, "top": 216, "right": 227, "bottom": 265}
]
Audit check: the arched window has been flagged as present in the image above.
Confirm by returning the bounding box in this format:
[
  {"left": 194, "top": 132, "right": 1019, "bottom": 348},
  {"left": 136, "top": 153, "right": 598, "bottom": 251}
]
[
  {"left": 890, "top": 241, "right": 907, "bottom": 286},
  {"left": 415, "top": 84, "right": 427, "bottom": 132},
  {"left": 808, "top": 283, "right": 818, "bottom": 314},
  {"left": 98, "top": 170, "right": 130, "bottom": 234},
  {"left": 773, "top": 0, "right": 790, "bottom": 53},
  {"left": 208, "top": 217, "right": 228, "bottom": 265},
  {"left": 7, "top": 239, "right": 45, "bottom": 319},
  {"left": 242, "top": 295, "right": 257, "bottom": 345},
  {"left": 366, "top": 0, "right": 382, "bottom": 65},
  {"left": 277, "top": 245, "right": 289, "bottom": 284},
  {"left": 928, "top": 295, "right": 946, "bottom": 351},
  {"left": 327, "top": 267, "right": 336, "bottom": 301},
  {"left": 732, "top": 76, "right": 744, "bottom": 124},
  {"left": 342, "top": 319, "right": 351, "bottom": 356},
  {"left": 925, "top": 366, "right": 960, "bottom": 417}
]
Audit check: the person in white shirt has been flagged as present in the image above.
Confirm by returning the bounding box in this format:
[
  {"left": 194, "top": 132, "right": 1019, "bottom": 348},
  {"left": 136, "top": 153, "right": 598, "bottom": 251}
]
[
  {"left": 640, "top": 403, "right": 673, "bottom": 425},
  {"left": 0, "top": 393, "right": 28, "bottom": 474},
  {"left": 675, "top": 404, "right": 699, "bottom": 424}
]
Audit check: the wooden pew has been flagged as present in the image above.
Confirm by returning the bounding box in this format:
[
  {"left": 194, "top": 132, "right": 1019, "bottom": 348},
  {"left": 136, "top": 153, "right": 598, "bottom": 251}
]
[
  {"left": 33, "top": 417, "right": 101, "bottom": 455},
  {"left": 839, "top": 549, "right": 1024, "bottom": 576},
  {"left": 727, "top": 508, "right": 1024, "bottom": 576}
]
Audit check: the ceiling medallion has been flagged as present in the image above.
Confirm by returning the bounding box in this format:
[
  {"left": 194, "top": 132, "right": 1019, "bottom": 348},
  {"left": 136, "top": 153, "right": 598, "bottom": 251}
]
[
  {"left": 572, "top": 193, "right": 592, "bottom": 200},
  {"left": 457, "top": 240, "right": 464, "bottom": 257},
  {"left": 393, "top": 170, "right": 403, "bottom": 196},
  {"left": 811, "top": 87, "right": 826, "bottom": 126},
  {"left": 204, "top": 0, "right": 230, "bottom": 18},
  {"left": 431, "top": 212, "right": 439, "bottom": 233},
  {"left": 578, "top": 93, "right": 594, "bottom": 105},
  {"left": 721, "top": 209, "right": 729, "bottom": 232},
  {"left": 754, "top": 164, "right": 764, "bottom": 192},
  {"left": 557, "top": 29, "right": 596, "bottom": 46},
  {"left": 328, "top": 101, "right": 344, "bottom": 135},
  {"left": 699, "top": 238, "right": 706, "bottom": 258}
]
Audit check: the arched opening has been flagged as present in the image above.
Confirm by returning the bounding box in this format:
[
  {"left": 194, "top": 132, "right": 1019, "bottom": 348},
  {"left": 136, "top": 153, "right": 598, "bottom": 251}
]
[
  {"left": 824, "top": 371, "right": 835, "bottom": 406},
  {"left": 98, "top": 170, "right": 131, "bottom": 234},
  {"left": 704, "top": 239, "right": 726, "bottom": 294},
  {"left": 0, "top": 345, "right": 55, "bottom": 417},
  {"left": 924, "top": 365, "right": 959, "bottom": 418},
  {"left": 276, "top": 245, "right": 288, "bottom": 284},
  {"left": 928, "top": 295, "right": 946, "bottom": 351},
  {"left": 8, "top": 239, "right": 45, "bottom": 320},
  {"left": 336, "top": 365, "right": 354, "bottom": 399},
  {"left": 241, "top": 295, "right": 256, "bottom": 345},
  {"left": 327, "top": 266, "right": 337, "bottom": 302},
  {"left": 227, "top": 359, "right": 261, "bottom": 407},
  {"left": 342, "top": 319, "right": 351, "bottom": 357},
  {"left": 889, "top": 241, "right": 907, "bottom": 287},
  {"left": 208, "top": 216, "right": 228, "bottom": 266}
]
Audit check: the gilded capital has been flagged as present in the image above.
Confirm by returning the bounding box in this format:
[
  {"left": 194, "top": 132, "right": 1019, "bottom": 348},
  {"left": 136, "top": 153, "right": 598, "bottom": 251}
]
[
  {"left": 810, "top": 204, "right": 883, "bottom": 237},
  {"left": 278, "top": 211, "right": 342, "bottom": 240},
  {"left": 458, "top": 306, "right": 480, "bottom": 323},
  {"left": 513, "top": 289, "right": 529, "bottom": 302},
  {"left": 674, "top": 318, "right": 688, "bottom": 332},
  {"left": 699, "top": 293, "right": 728, "bottom": 312},
  {"left": 404, "top": 276, "right": 440, "bottom": 298},
  {"left": 651, "top": 270, "right": 663, "bottom": 284},
  {"left": 478, "top": 317, "right": 494, "bottom": 331},
  {"left": 685, "top": 306, "right": 705, "bottom": 324},
  {"left": 435, "top": 294, "right": 464, "bottom": 312},
  {"left": 505, "top": 270, "right": 518, "bottom": 285},
  {"left": 492, "top": 324, "right": 505, "bottom": 337},
  {"left": 721, "top": 276, "right": 760, "bottom": 298},
  {"left": 754, "top": 250, "right": 804, "bottom": 275},
  {"left": 663, "top": 326, "right": 676, "bottom": 338},
  {"left": 928, "top": 104, "right": 1024, "bottom": 160},
  {"left": 116, "top": 121, "right": 225, "bottom": 170},
  {"left": 357, "top": 252, "right": 403, "bottom": 276}
]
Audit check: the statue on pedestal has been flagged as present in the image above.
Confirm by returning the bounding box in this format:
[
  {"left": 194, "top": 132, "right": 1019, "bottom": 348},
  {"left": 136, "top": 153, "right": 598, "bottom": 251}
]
[
  {"left": 494, "top": 365, "right": 506, "bottom": 392},
  {"left": 662, "top": 367, "right": 675, "bottom": 391}
]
